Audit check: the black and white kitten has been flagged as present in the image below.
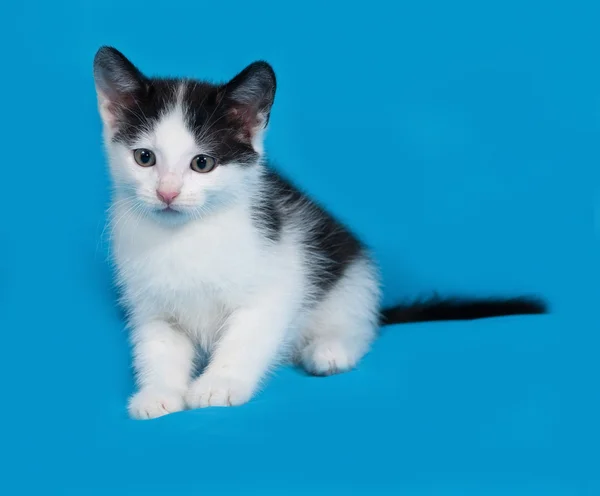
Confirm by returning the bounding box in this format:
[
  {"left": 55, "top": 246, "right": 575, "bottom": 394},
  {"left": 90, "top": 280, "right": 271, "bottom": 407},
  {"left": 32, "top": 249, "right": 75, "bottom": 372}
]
[{"left": 93, "top": 47, "right": 546, "bottom": 419}]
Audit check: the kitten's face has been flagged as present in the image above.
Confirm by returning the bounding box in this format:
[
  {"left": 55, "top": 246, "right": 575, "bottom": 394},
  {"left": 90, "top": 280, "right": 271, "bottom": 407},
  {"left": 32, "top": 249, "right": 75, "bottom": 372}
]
[{"left": 93, "top": 47, "right": 276, "bottom": 224}]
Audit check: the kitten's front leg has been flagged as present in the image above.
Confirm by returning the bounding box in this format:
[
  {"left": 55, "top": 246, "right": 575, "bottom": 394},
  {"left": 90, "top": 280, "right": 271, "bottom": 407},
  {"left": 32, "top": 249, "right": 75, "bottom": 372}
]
[
  {"left": 186, "top": 285, "right": 299, "bottom": 408},
  {"left": 128, "top": 320, "right": 195, "bottom": 419}
]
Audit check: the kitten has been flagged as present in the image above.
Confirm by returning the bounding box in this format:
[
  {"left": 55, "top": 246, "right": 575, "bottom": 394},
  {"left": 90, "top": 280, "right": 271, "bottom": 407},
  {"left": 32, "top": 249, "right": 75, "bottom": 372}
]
[{"left": 93, "top": 47, "right": 546, "bottom": 420}]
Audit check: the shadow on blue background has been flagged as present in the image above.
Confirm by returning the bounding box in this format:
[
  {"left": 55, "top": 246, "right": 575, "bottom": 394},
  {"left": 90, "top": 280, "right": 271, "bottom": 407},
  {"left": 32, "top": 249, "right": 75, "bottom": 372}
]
[{"left": 0, "top": 0, "right": 598, "bottom": 494}]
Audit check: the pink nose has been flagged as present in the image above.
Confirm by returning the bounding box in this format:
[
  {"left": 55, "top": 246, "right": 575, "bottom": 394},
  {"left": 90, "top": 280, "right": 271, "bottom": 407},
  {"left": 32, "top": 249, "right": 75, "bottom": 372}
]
[{"left": 157, "top": 189, "right": 180, "bottom": 205}]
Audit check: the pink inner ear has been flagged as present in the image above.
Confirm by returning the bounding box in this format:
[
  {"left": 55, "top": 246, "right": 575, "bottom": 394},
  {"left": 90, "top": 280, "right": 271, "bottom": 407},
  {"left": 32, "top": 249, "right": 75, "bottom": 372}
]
[
  {"left": 99, "top": 90, "right": 139, "bottom": 130},
  {"left": 228, "top": 105, "right": 261, "bottom": 142}
]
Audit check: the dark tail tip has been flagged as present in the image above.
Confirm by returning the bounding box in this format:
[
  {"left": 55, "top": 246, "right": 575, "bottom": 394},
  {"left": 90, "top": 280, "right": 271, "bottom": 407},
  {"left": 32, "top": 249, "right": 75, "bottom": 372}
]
[{"left": 380, "top": 295, "right": 547, "bottom": 326}]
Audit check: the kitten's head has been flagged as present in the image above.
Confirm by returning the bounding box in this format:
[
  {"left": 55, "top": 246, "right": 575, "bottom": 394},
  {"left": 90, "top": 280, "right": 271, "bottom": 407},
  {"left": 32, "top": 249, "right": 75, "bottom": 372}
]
[{"left": 93, "top": 46, "right": 276, "bottom": 224}]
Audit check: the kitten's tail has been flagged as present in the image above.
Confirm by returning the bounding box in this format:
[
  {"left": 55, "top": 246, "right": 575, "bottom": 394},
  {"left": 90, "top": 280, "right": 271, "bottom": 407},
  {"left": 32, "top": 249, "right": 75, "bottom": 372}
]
[{"left": 379, "top": 294, "right": 547, "bottom": 326}]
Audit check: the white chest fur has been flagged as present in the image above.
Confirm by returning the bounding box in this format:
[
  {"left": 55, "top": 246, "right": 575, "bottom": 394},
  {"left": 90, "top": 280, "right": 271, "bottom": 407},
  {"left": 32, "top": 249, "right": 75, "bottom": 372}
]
[{"left": 111, "top": 201, "right": 267, "bottom": 342}]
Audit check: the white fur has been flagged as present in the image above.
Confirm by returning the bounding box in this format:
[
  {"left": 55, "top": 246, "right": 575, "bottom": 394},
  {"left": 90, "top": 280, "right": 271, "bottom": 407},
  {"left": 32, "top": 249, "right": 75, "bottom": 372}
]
[
  {"left": 298, "top": 258, "right": 380, "bottom": 375},
  {"left": 99, "top": 84, "right": 381, "bottom": 419}
]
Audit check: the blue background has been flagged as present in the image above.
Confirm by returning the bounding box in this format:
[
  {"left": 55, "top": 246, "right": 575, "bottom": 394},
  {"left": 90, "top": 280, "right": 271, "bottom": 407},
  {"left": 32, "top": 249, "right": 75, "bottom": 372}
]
[{"left": 1, "top": 0, "right": 598, "bottom": 494}]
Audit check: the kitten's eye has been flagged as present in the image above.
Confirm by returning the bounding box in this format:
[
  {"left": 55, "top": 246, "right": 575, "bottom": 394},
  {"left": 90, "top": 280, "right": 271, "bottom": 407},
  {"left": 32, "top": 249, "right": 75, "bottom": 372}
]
[
  {"left": 133, "top": 149, "right": 156, "bottom": 167},
  {"left": 190, "top": 154, "right": 217, "bottom": 173}
]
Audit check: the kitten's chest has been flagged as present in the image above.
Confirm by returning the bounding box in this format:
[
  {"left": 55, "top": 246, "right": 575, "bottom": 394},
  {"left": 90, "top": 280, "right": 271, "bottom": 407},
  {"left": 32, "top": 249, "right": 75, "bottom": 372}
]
[{"left": 113, "top": 206, "right": 264, "bottom": 327}]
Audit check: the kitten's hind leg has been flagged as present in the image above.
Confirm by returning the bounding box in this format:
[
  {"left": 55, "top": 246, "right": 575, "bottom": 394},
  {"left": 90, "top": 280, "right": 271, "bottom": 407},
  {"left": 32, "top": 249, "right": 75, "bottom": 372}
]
[
  {"left": 299, "top": 258, "right": 381, "bottom": 376},
  {"left": 300, "top": 337, "right": 368, "bottom": 376}
]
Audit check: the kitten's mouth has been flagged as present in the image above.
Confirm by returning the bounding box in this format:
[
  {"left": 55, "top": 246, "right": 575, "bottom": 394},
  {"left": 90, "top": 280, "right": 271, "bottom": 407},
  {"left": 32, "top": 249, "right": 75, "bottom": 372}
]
[
  {"left": 150, "top": 205, "right": 188, "bottom": 224},
  {"left": 155, "top": 205, "right": 184, "bottom": 216}
]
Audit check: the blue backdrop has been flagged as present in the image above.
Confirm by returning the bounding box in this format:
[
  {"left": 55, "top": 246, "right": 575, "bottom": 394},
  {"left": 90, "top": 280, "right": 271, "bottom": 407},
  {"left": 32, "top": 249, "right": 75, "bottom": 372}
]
[{"left": 1, "top": 0, "right": 598, "bottom": 494}]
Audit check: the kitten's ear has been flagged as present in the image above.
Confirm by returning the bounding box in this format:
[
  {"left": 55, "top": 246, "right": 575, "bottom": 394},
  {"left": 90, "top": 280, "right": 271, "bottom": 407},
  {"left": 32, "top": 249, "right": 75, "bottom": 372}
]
[
  {"left": 93, "top": 46, "right": 146, "bottom": 129},
  {"left": 223, "top": 61, "right": 276, "bottom": 145}
]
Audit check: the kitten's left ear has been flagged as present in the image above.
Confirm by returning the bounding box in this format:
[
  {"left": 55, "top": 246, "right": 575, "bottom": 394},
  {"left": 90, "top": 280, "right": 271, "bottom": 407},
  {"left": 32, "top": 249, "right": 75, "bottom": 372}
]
[
  {"left": 93, "top": 46, "right": 147, "bottom": 129},
  {"left": 223, "top": 61, "right": 277, "bottom": 145}
]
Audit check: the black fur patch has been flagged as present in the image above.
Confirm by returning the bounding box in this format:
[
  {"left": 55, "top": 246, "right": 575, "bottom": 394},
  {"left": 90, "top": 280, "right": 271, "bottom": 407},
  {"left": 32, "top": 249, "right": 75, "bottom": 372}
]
[
  {"left": 261, "top": 168, "right": 364, "bottom": 292},
  {"left": 181, "top": 81, "right": 259, "bottom": 166},
  {"left": 111, "top": 78, "right": 178, "bottom": 145},
  {"left": 250, "top": 188, "right": 282, "bottom": 243}
]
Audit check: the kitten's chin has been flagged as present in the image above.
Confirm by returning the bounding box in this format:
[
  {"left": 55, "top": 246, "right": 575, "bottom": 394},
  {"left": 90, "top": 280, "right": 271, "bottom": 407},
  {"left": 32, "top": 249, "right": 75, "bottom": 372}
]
[{"left": 149, "top": 206, "right": 192, "bottom": 226}]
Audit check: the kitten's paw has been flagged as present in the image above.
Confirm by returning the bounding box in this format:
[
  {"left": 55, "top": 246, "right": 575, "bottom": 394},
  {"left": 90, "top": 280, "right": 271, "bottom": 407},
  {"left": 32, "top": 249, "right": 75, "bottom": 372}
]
[
  {"left": 185, "top": 374, "right": 253, "bottom": 408},
  {"left": 128, "top": 388, "right": 185, "bottom": 420},
  {"left": 300, "top": 340, "right": 358, "bottom": 376}
]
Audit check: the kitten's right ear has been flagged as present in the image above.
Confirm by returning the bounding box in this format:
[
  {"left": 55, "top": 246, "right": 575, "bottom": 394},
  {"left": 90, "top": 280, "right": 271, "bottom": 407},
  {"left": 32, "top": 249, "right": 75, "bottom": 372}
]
[{"left": 93, "top": 46, "right": 146, "bottom": 129}]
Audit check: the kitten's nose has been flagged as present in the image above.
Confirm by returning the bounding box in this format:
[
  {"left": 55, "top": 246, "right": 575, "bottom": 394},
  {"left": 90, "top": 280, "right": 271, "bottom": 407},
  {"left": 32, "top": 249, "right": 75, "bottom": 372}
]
[{"left": 156, "top": 189, "right": 180, "bottom": 205}]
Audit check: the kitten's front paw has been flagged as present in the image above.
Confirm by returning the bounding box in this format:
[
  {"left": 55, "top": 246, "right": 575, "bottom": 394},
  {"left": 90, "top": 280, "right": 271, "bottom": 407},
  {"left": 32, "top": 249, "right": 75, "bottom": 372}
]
[
  {"left": 128, "top": 388, "right": 185, "bottom": 420},
  {"left": 185, "top": 374, "right": 254, "bottom": 408}
]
